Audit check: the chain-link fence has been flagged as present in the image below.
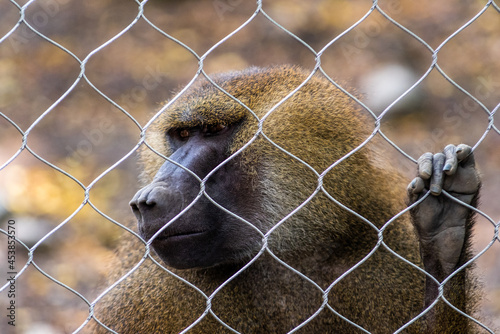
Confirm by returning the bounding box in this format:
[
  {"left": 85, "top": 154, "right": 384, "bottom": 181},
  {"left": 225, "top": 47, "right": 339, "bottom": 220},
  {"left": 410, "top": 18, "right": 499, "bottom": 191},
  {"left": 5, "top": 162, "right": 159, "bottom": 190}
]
[{"left": 0, "top": 0, "right": 499, "bottom": 333}]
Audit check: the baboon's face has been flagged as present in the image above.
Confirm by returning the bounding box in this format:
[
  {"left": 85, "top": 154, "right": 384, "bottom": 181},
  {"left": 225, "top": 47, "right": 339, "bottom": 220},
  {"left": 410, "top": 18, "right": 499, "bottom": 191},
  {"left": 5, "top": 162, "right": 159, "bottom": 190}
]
[{"left": 130, "top": 118, "right": 263, "bottom": 269}]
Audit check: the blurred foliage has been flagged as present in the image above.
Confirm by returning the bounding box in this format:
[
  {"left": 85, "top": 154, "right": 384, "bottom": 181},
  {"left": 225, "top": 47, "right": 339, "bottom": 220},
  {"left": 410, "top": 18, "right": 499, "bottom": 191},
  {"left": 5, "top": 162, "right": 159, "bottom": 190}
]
[{"left": 0, "top": 0, "right": 498, "bottom": 332}]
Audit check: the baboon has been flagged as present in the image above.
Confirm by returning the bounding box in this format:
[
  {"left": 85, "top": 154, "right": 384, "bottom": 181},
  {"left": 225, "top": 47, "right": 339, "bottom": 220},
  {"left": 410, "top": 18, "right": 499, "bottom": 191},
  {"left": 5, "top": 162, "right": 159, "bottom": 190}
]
[{"left": 91, "top": 66, "right": 481, "bottom": 333}]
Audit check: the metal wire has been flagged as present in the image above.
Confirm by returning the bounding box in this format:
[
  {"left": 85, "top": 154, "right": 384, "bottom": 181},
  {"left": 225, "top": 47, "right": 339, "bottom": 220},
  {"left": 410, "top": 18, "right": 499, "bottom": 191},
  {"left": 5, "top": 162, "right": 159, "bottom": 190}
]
[{"left": 0, "top": 0, "right": 498, "bottom": 333}]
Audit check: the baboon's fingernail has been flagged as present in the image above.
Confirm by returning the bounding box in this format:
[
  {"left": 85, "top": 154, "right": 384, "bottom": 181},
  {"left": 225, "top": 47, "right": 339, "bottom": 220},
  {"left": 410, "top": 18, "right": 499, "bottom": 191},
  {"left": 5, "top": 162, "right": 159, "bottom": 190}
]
[{"left": 430, "top": 185, "right": 441, "bottom": 195}]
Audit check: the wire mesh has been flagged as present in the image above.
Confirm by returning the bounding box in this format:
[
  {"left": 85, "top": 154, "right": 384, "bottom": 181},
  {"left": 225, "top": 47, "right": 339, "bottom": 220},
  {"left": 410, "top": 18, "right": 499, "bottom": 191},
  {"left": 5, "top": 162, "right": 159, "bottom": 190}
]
[{"left": 0, "top": 0, "right": 499, "bottom": 333}]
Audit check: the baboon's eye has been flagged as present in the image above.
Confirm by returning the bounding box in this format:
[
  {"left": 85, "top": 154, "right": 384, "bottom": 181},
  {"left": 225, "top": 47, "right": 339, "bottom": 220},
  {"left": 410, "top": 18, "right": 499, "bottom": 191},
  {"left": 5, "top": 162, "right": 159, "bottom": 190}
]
[
  {"left": 203, "top": 124, "right": 227, "bottom": 136},
  {"left": 168, "top": 127, "right": 194, "bottom": 142},
  {"left": 169, "top": 124, "right": 228, "bottom": 143},
  {"left": 179, "top": 128, "right": 190, "bottom": 139}
]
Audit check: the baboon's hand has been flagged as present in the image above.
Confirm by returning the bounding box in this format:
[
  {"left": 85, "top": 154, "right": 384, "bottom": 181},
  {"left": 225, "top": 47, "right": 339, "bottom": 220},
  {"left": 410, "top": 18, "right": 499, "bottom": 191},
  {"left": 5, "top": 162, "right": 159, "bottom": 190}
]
[{"left": 407, "top": 144, "right": 480, "bottom": 276}]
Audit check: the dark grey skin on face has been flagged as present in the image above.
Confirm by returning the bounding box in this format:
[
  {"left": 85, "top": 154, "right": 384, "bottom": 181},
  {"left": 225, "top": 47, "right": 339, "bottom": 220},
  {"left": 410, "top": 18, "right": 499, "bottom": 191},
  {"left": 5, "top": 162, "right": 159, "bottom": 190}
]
[{"left": 130, "top": 123, "right": 260, "bottom": 269}]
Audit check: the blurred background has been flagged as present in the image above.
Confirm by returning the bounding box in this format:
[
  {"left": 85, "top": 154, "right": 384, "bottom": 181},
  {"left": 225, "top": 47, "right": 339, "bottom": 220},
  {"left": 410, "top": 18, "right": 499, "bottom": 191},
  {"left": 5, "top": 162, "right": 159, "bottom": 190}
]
[{"left": 0, "top": 0, "right": 498, "bottom": 333}]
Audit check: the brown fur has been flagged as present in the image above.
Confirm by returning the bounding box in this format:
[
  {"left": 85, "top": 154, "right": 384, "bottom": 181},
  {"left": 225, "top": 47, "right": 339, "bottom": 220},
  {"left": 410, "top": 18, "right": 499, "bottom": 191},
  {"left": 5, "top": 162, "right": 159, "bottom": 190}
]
[{"left": 90, "top": 66, "right": 477, "bottom": 333}]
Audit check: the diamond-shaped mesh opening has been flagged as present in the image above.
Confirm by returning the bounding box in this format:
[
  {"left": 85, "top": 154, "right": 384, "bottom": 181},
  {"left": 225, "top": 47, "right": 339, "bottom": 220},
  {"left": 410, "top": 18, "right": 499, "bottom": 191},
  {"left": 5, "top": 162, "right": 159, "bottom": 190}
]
[{"left": 0, "top": 1, "right": 499, "bottom": 333}]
